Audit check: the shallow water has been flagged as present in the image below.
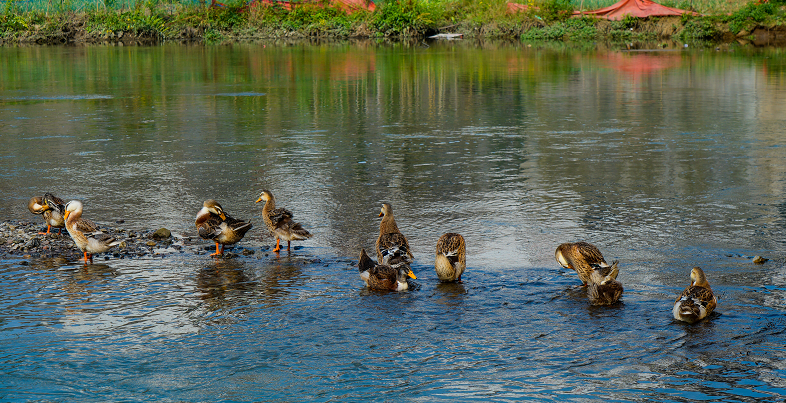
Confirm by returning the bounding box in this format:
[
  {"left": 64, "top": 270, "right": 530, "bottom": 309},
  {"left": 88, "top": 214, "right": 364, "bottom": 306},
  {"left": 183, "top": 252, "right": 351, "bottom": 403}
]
[{"left": 1, "top": 42, "right": 786, "bottom": 401}]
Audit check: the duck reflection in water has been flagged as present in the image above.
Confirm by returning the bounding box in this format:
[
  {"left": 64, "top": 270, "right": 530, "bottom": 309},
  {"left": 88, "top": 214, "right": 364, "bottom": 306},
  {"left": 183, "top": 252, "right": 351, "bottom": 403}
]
[
  {"left": 196, "top": 260, "right": 256, "bottom": 311},
  {"left": 59, "top": 263, "right": 118, "bottom": 310}
]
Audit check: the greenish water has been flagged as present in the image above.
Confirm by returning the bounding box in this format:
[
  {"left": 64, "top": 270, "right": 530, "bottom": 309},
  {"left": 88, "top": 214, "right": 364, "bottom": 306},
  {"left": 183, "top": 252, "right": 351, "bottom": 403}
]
[{"left": 1, "top": 42, "right": 785, "bottom": 401}]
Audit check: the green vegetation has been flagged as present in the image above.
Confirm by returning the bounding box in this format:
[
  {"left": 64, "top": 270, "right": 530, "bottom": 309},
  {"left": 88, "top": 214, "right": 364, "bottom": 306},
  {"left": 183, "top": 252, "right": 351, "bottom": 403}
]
[{"left": 0, "top": 0, "right": 784, "bottom": 44}]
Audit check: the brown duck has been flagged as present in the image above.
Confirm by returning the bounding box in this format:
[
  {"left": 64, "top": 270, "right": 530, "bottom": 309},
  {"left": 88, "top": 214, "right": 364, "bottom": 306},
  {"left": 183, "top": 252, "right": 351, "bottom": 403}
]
[
  {"left": 673, "top": 267, "right": 717, "bottom": 323},
  {"left": 555, "top": 242, "right": 612, "bottom": 286},
  {"left": 587, "top": 261, "right": 623, "bottom": 305},
  {"left": 28, "top": 193, "right": 67, "bottom": 235},
  {"left": 376, "top": 203, "right": 413, "bottom": 265},
  {"left": 196, "top": 199, "right": 253, "bottom": 257},
  {"left": 255, "top": 190, "right": 312, "bottom": 252},
  {"left": 63, "top": 200, "right": 121, "bottom": 264},
  {"left": 434, "top": 232, "right": 466, "bottom": 282},
  {"left": 358, "top": 248, "right": 416, "bottom": 292}
]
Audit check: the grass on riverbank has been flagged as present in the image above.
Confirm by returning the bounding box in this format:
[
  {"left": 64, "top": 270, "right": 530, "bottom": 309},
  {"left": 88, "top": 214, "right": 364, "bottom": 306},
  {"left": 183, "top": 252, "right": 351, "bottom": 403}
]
[{"left": 1, "top": 0, "right": 785, "bottom": 44}]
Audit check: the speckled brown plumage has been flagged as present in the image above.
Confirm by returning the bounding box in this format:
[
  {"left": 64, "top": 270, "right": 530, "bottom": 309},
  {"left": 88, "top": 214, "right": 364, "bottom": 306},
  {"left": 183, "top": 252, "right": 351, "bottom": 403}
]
[
  {"left": 196, "top": 199, "right": 253, "bottom": 257},
  {"left": 376, "top": 203, "right": 413, "bottom": 264},
  {"left": 434, "top": 233, "right": 466, "bottom": 282},
  {"left": 587, "top": 261, "right": 623, "bottom": 305},
  {"left": 358, "top": 248, "right": 416, "bottom": 292},
  {"left": 63, "top": 200, "right": 120, "bottom": 264},
  {"left": 673, "top": 267, "right": 717, "bottom": 323},
  {"left": 555, "top": 242, "right": 611, "bottom": 286},
  {"left": 256, "top": 190, "right": 312, "bottom": 252},
  {"left": 28, "top": 193, "right": 67, "bottom": 235}
]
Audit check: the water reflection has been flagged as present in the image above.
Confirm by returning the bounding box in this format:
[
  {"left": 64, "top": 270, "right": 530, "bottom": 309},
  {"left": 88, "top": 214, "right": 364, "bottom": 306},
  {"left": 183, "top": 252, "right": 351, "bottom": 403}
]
[{"left": 0, "top": 42, "right": 785, "bottom": 401}]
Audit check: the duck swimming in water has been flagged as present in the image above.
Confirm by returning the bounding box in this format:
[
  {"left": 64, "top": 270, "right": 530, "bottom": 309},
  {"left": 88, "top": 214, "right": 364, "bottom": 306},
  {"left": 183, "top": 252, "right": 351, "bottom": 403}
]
[
  {"left": 434, "top": 232, "right": 466, "bottom": 283},
  {"left": 555, "top": 242, "right": 612, "bottom": 286},
  {"left": 376, "top": 203, "right": 414, "bottom": 265},
  {"left": 358, "top": 248, "right": 416, "bottom": 292},
  {"left": 673, "top": 267, "right": 717, "bottom": 324},
  {"left": 587, "top": 261, "right": 623, "bottom": 305}
]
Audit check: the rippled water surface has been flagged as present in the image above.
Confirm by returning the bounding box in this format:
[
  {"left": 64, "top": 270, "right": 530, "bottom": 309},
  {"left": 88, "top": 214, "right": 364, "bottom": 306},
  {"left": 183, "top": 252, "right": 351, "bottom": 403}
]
[{"left": 1, "top": 42, "right": 786, "bottom": 401}]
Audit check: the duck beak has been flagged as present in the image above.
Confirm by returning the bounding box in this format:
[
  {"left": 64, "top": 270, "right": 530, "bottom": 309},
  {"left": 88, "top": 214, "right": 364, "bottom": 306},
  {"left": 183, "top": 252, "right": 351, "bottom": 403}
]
[
  {"left": 407, "top": 270, "right": 417, "bottom": 280},
  {"left": 378, "top": 211, "right": 384, "bottom": 217},
  {"left": 63, "top": 210, "right": 71, "bottom": 220},
  {"left": 219, "top": 213, "right": 227, "bottom": 220},
  {"left": 255, "top": 197, "right": 263, "bottom": 203}
]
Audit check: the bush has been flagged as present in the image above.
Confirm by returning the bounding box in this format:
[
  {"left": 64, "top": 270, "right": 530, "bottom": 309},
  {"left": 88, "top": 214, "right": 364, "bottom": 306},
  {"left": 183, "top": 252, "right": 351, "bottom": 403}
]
[
  {"left": 726, "top": 2, "right": 778, "bottom": 34},
  {"left": 372, "top": 0, "right": 436, "bottom": 36},
  {"left": 536, "top": 0, "right": 574, "bottom": 23}
]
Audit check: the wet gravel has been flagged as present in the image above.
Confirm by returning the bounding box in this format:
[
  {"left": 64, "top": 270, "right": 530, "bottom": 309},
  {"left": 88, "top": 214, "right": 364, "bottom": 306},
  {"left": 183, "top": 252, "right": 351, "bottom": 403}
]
[{"left": 0, "top": 220, "right": 259, "bottom": 263}]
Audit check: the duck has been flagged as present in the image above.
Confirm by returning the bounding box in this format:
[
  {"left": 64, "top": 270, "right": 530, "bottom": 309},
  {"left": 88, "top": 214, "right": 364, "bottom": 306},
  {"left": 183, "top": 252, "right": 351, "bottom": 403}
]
[
  {"left": 196, "top": 199, "right": 253, "bottom": 257},
  {"left": 255, "top": 190, "right": 312, "bottom": 252},
  {"left": 358, "top": 248, "right": 416, "bottom": 292},
  {"left": 63, "top": 200, "right": 121, "bottom": 264},
  {"left": 435, "top": 232, "right": 466, "bottom": 282},
  {"left": 376, "top": 203, "right": 413, "bottom": 264},
  {"left": 555, "top": 242, "right": 612, "bottom": 286},
  {"left": 587, "top": 261, "right": 623, "bottom": 305},
  {"left": 673, "top": 267, "right": 717, "bottom": 323},
  {"left": 28, "top": 193, "right": 67, "bottom": 234}
]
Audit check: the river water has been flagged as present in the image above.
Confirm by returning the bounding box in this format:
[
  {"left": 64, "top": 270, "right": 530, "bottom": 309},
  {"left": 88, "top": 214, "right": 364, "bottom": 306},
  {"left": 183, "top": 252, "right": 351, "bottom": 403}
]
[{"left": 1, "top": 41, "right": 785, "bottom": 401}]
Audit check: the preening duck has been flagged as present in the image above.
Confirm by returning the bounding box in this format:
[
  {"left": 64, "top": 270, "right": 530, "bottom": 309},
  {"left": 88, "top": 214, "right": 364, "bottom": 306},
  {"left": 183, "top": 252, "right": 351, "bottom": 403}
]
[
  {"left": 358, "top": 248, "right": 416, "bottom": 292},
  {"left": 587, "top": 261, "right": 623, "bottom": 305},
  {"left": 555, "top": 242, "right": 612, "bottom": 286},
  {"left": 195, "top": 199, "right": 253, "bottom": 257},
  {"left": 28, "top": 193, "right": 67, "bottom": 235},
  {"left": 376, "top": 203, "right": 413, "bottom": 265},
  {"left": 63, "top": 200, "right": 121, "bottom": 264},
  {"left": 434, "top": 232, "right": 466, "bottom": 283},
  {"left": 673, "top": 267, "right": 717, "bottom": 323},
  {"left": 255, "top": 190, "right": 312, "bottom": 252}
]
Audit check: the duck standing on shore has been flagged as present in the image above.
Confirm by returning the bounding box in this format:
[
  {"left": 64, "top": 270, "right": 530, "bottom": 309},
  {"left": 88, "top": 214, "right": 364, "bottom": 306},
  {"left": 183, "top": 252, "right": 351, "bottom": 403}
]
[
  {"left": 255, "top": 190, "right": 312, "bottom": 253},
  {"left": 196, "top": 199, "right": 253, "bottom": 257},
  {"left": 28, "top": 193, "right": 67, "bottom": 235},
  {"left": 63, "top": 200, "right": 121, "bottom": 264}
]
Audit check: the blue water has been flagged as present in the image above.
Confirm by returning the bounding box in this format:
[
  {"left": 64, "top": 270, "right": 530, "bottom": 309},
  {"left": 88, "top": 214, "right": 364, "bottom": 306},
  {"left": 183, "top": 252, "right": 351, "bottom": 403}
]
[{"left": 1, "top": 42, "right": 786, "bottom": 401}]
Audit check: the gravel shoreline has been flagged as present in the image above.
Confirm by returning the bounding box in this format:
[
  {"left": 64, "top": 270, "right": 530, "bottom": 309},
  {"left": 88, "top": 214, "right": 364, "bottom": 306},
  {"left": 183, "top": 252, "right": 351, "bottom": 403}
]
[{"left": 0, "top": 220, "right": 260, "bottom": 264}]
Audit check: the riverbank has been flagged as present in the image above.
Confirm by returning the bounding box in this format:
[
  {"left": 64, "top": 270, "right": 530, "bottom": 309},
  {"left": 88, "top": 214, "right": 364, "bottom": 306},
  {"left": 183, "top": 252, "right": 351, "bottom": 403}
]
[
  {"left": 1, "top": 0, "right": 785, "bottom": 46},
  {"left": 0, "top": 220, "right": 261, "bottom": 264}
]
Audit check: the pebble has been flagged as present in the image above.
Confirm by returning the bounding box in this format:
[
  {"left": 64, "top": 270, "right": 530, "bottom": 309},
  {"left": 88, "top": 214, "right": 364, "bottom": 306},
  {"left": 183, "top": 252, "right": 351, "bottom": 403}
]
[
  {"left": 152, "top": 228, "right": 171, "bottom": 239},
  {"left": 0, "top": 220, "right": 305, "bottom": 262}
]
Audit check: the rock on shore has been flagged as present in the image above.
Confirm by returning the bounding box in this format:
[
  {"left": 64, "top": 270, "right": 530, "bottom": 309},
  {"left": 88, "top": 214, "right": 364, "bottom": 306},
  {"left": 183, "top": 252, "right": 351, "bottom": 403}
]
[{"left": 0, "top": 220, "right": 206, "bottom": 263}]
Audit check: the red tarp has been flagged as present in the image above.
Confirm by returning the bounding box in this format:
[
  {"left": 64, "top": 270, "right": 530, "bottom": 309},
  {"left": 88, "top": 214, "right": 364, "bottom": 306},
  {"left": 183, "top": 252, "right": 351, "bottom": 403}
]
[
  {"left": 248, "top": 0, "right": 375, "bottom": 12},
  {"left": 507, "top": 3, "right": 534, "bottom": 13},
  {"left": 507, "top": 0, "right": 696, "bottom": 19},
  {"left": 574, "top": 0, "right": 697, "bottom": 20}
]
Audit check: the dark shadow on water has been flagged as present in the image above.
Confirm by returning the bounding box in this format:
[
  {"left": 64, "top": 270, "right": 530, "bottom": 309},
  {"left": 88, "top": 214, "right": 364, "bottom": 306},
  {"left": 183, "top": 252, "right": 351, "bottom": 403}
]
[
  {"left": 433, "top": 281, "right": 468, "bottom": 309},
  {"left": 196, "top": 259, "right": 256, "bottom": 311}
]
